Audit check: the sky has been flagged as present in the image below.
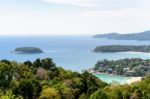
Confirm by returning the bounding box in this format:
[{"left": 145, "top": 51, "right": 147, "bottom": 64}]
[{"left": 0, "top": 0, "right": 150, "bottom": 35}]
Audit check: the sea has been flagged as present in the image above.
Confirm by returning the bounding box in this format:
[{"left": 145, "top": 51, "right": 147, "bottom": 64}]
[{"left": 1, "top": 35, "right": 150, "bottom": 84}]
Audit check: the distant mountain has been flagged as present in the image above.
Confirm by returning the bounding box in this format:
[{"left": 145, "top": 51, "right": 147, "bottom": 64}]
[{"left": 94, "top": 31, "right": 150, "bottom": 41}]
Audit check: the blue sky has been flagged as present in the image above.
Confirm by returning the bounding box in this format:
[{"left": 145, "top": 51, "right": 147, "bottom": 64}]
[{"left": 0, "top": 0, "right": 150, "bottom": 35}]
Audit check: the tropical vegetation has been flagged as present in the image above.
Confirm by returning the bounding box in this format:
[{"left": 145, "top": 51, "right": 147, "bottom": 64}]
[
  {"left": 94, "top": 45, "right": 150, "bottom": 53},
  {"left": 94, "top": 58, "right": 150, "bottom": 77},
  {"left": 0, "top": 58, "right": 150, "bottom": 99},
  {"left": 14, "top": 47, "right": 43, "bottom": 54}
]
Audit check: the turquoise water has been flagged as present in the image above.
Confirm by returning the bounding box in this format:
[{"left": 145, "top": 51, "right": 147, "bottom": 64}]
[
  {"left": 94, "top": 74, "right": 129, "bottom": 84},
  {"left": 0, "top": 35, "right": 150, "bottom": 83}
]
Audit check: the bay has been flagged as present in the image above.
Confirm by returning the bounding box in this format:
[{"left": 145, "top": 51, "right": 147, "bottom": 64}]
[
  {"left": 94, "top": 74, "right": 129, "bottom": 84},
  {"left": 1, "top": 35, "right": 150, "bottom": 84}
]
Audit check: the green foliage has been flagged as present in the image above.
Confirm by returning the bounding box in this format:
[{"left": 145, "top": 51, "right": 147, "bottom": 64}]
[
  {"left": 94, "top": 58, "right": 150, "bottom": 77},
  {"left": 0, "top": 58, "right": 150, "bottom": 99},
  {"left": 0, "top": 62, "right": 14, "bottom": 88},
  {"left": 90, "top": 89, "right": 108, "bottom": 99},
  {"left": 81, "top": 71, "right": 107, "bottom": 96},
  {"left": 13, "top": 79, "right": 42, "bottom": 99},
  {"left": 94, "top": 45, "right": 150, "bottom": 53},
  {"left": 15, "top": 47, "right": 43, "bottom": 54},
  {"left": 39, "top": 87, "right": 61, "bottom": 99},
  {"left": 33, "top": 58, "right": 56, "bottom": 70},
  {"left": 0, "top": 90, "right": 23, "bottom": 99}
]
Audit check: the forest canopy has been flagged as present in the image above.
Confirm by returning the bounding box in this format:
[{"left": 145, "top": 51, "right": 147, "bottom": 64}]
[
  {"left": 94, "top": 45, "right": 150, "bottom": 53},
  {"left": 0, "top": 58, "right": 150, "bottom": 99}
]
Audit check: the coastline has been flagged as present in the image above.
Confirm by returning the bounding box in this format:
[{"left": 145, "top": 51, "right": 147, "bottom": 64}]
[
  {"left": 92, "top": 72, "right": 114, "bottom": 76},
  {"left": 122, "top": 51, "right": 150, "bottom": 54},
  {"left": 91, "top": 71, "right": 142, "bottom": 84},
  {"left": 88, "top": 69, "right": 126, "bottom": 77},
  {"left": 92, "top": 72, "right": 128, "bottom": 78},
  {"left": 126, "top": 77, "right": 142, "bottom": 84}
]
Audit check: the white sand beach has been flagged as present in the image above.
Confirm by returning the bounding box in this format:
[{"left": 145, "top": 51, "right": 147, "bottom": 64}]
[
  {"left": 127, "top": 77, "right": 142, "bottom": 84},
  {"left": 122, "top": 51, "right": 150, "bottom": 55}
]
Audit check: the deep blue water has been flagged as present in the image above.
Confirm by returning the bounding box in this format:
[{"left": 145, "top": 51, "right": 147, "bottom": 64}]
[{"left": 1, "top": 35, "right": 150, "bottom": 72}]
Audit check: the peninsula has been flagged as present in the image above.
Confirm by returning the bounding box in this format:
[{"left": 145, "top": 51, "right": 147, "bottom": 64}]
[
  {"left": 93, "top": 45, "right": 150, "bottom": 53},
  {"left": 94, "top": 30, "right": 150, "bottom": 41},
  {"left": 14, "top": 47, "right": 43, "bottom": 54},
  {"left": 92, "top": 58, "right": 150, "bottom": 77}
]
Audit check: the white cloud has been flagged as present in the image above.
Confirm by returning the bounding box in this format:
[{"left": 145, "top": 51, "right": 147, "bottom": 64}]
[
  {"left": 0, "top": 8, "right": 150, "bottom": 35},
  {"left": 42, "top": 0, "right": 150, "bottom": 10},
  {"left": 76, "top": 9, "right": 150, "bottom": 18},
  {"left": 0, "top": 0, "right": 150, "bottom": 35},
  {"left": 42, "top": 0, "right": 98, "bottom": 7}
]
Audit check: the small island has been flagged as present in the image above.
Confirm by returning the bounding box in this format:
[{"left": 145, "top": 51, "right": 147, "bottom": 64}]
[
  {"left": 93, "top": 45, "right": 150, "bottom": 53},
  {"left": 14, "top": 47, "right": 43, "bottom": 54}
]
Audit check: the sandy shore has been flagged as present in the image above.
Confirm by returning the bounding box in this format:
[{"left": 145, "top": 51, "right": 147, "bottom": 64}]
[
  {"left": 126, "top": 77, "right": 142, "bottom": 84},
  {"left": 122, "top": 51, "right": 150, "bottom": 54},
  {"left": 88, "top": 70, "right": 143, "bottom": 84}
]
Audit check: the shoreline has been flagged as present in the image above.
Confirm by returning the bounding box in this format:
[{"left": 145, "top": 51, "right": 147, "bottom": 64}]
[
  {"left": 92, "top": 72, "right": 142, "bottom": 84},
  {"left": 92, "top": 72, "right": 115, "bottom": 76},
  {"left": 94, "top": 51, "right": 150, "bottom": 54},
  {"left": 93, "top": 72, "right": 129, "bottom": 78},
  {"left": 122, "top": 51, "right": 150, "bottom": 54},
  {"left": 126, "top": 77, "right": 142, "bottom": 84},
  {"left": 89, "top": 70, "right": 127, "bottom": 77}
]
